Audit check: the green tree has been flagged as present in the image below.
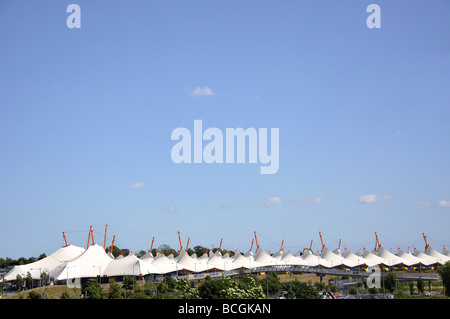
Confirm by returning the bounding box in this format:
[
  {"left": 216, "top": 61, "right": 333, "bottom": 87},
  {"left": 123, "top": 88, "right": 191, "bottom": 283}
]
[
  {"left": 28, "top": 291, "right": 42, "bottom": 299},
  {"left": 417, "top": 278, "right": 424, "bottom": 294},
  {"left": 60, "top": 290, "right": 70, "bottom": 299},
  {"left": 82, "top": 278, "right": 103, "bottom": 299},
  {"left": 259, "top": 272, "right": 282, "bottom": 297},
  {"left": 15, "top": 275, "right": 23, "bottom": 291},
  {"left": 408, "top": 281, "right": 415, "bottom": 296},
  {"left": 284, "top": 280, "right": 319, "bottom": 299},
  {"left": 383, "top": 272, "right": 397, "bottom": 293},
  {"left": 25, "top": 272, "right": 33, "bottom": 289},
  {"left": 437, "top": 261, "right": 450, "bottom": 297},
  {"left": 123, "top": 276, "right": 137, "bottom": 291},
  {"left": 108, "top": 282, "right": 123, "bottom": 299}
]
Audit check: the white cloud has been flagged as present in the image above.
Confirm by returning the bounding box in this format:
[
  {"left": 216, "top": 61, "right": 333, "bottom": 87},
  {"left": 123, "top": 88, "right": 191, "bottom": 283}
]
[
  {"left": 129, "top": 182, "right": 146, "bottom": 188},
  {"left": 309, "top": 197, "right": 324, "bottom": 203},
  {"left": 438, "top": 200, "right": 450, "bottom": 208},
  {"left": 358, "top": 194, "right": 391, "bottom": 204},
  {"left": 415, "top": 201, "right": 431, "bottom": 206},
  {"left": 256, "top": 196, "right": 284, "bottom": 207},
  {"left": 190, "top": 86, "right": 215, "bottom": 96},
  {"left": 358, "top": 194, "right": 378, "bottom": 204},
  {"left": 163, "top": 205, "right": 177, "bottom": 213}
]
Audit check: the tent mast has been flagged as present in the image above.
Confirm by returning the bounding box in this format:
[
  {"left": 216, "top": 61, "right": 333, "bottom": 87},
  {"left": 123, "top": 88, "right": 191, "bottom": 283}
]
[
  {"left": 103, "top": 224, "right": 108, "bottom": 250},
  {"left": 186, "top": 237, "right": 190, "bottom": 251},
  {"left": 87, "top": 225, "right": 92, "bottom": 249},
  {"left": 110, "top": 235, "right": 115, "bottom": 255},
  {"left": 280, "top": 239, "right": 284, "bottom": 251},
  {"left": 177, "top": 231, "right": 183, "bottom": 252},
  {"left": 374, "top": 232, "right": 381, "bottom": 252},
  {"left": 309, "top": 239, "right": 313, "bottom": 251},
  {"left": 423, "top": 233, "right": 429, "bottom": 252},
  {"left": 150, "top": 236, "right": 155, "bottom": 253},
  {"left": 62, "top": 232, "right": 68, "bottom": 247},
  {"left": 250, "top": 239, "right": 254, "bottom": 252},
  {"left": 254, "top": 231, "right": 260, "bottom": 253},
  {"left": 319, "top": 231, "right": 325, "bottom": 252}
]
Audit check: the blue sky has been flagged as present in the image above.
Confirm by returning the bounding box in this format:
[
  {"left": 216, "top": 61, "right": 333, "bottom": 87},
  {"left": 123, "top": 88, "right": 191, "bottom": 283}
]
[{"left": 0, "top": 0, "right": 449, "bottom": 259}]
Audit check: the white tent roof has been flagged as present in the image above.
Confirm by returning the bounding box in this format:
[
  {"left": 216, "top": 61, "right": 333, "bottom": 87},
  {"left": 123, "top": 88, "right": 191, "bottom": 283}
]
[
  {"left": 299, "top": 249, "right": 320, "bottom": 267},
  {"left": 376, "top": 247, "right": 407, "bottom": 266},
  {"left": 140, "top": 251, "right": 153, "bottom": 261},
  {"left": 341, "top": 248, "right": 369, "bottom": 268},
  {"left": 280, "top": 251, "right": 304, "bottom": 266},
  {"left": 413, "top": 248, "right": 440, "bottom": 266},
  {"left": 272, "top": 249, "right": 285, "bottom": 261},
  {"left": 3, "top": 244, "right": 85, "bottom": 281},
  {"left": 53, "top": 244, "right": 113, "bottom": 281},
  {"left": 207, "top": 252, "right": 234, "bottom": 271},
  {"left": 320, "top": 246, "right": 344, "bottom": 268},
  {"left": 105, "top": 253, "right": 161, "bottom": 277},
  {"left": 253, "top": 248, "right": 282, "bottom": 266},
  {"left": 443, "top": 247, "right": 450, "bottom": 258},
  {"left": 424, "top": 246, "right": 450, "bottom": 264},
  {"left": 151, "top": 253, "right": 180, "bottom": 274},
  {"left": 244, "top": 250, "right": 254, "bottom": 260},
  {"left": 361, "top": 248, "right": 386, "bottom": 267},
  {"left": 396, "top": 248, "right": 423, "bottom": 267},
  {"left": 230, "top": 251, "right": 261, "bottom": 269}
]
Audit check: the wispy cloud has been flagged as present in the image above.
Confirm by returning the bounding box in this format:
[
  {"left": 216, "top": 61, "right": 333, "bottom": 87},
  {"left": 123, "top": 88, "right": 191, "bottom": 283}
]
[
  {"left": 358, "top": 194, "right": 391, "bottom": 204},
  {"left": 255, "top": 196, "right": 284, "bottom": 207},
  {"left": 190, "top": 86, "right": 215, "bottom": 96},
  {"left": 414, "top": 200, "right": 450, "bottom": 208},
  {"left": 163, "top": 205, "right": 177, "bottom": 213},
  {"left": 256, "top": 196, "right": 324, "bottom": 207},
  {"left": 308, "top": 197, "right": 324, "bottom": 203},
  {"left": 415, "top": 201, "right": 431, "bottom": 206},
  {"left": 438, "top": 200, "right": 450, "bottom": 208},
  {"left": 129, "top": 182, "right": 146, "bottom": 188}
]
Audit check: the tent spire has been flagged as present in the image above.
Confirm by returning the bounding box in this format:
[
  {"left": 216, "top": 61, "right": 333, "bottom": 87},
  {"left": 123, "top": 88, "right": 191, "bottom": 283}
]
[
  {"left": 87, "top": 226, "right": 93, "bottom": 249},
  {"left": 319, "top": 231, "right": 325, "bottom": 252},
  {"left": 186, "top": 237, "right": 190, "bottom": 251},
  {"left": 110, "top": 235, "right": 115, "bottom": 256},
  {"left": 177, "top": 231, "right": 183, "bottom": 252},
  {"left": 62, "top": 232, "right": 68, "bottom": 247},
  {"left": 423, "top": 233, "right": 429, "bottom": 252},
  {"left": 254, "top": 231, "right": 260, "bottom": 253},
  {"left": 374, "top": 232, "right": 381, "bottom": 252},
  {"left": 280, "top": 239, "right": 284, "bottom": 251},
  {"left": 103, "top": 224, "right": 108, "bottom": 250},
  {"left": 250, "top": 238, "right": 254, "bottom": 252},
  {"left": 309, "top": 240, "right": 313, "bottom": 251},
  {"left": 150, "top": 236, "right": 155, "bottom": 253}
]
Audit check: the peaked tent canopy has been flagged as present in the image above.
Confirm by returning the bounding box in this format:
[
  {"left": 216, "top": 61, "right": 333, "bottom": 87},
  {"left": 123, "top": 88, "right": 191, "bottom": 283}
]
[
  {"left": 3, "top": 244, "right": 85, "bottom": 281},
  {"left": 104, "top": 253, "right": 161, "bottom": 277},
  {"left": 52, "top": 244, "right": 113, "bottom": 281}
]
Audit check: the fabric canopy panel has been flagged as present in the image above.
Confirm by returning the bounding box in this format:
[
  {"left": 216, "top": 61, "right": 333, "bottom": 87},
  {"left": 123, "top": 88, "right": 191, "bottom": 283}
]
[
  {"left": 413, "top": 248, "right": 440, "bottom": 266},
  {"left": 425, "top": 247, "right": 450, "bottom": 264},
  {"left": 360, "top": 248, "right": 386, "bottom": 267},
  {"left": 52, "top": 244, "right": 113, "bottom": 281},
  {"left": 341, "top": 249, "right": 369, "bottom": 268},
  {"left": 376, "top": 247, "right": 407, "bottom": 267},
  {"left": 253, "top": 248, "right": 283, "bottom": 267},
  {"left": 150, "top": 252, "right": 180, "bottom": 274},
  {"left": 3, "top": 244, "right": 85, "bottom": 281},
  {"left": 396, "top": 248, "right": 423, "bottom": 267},
  {"left": 105, "top": 254, "right": 161, "bottom": 277}
]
